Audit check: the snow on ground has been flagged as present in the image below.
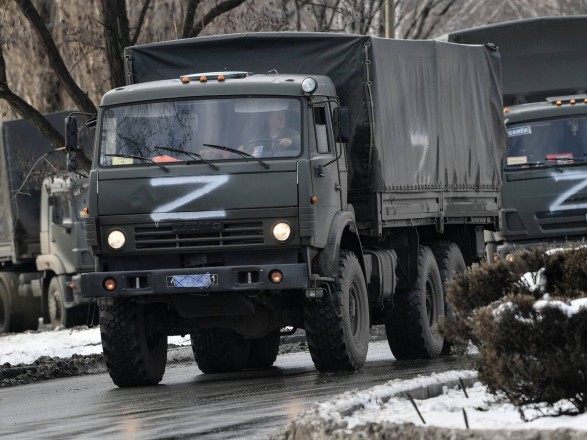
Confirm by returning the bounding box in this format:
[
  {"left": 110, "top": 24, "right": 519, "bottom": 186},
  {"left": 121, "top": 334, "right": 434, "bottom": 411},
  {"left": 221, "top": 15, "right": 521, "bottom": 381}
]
[
  {"left": 1, "top": 327, "right": 586, "bottom": 433},
  {"left": 342, "top": 377, "right": 587, "bottom": 432},
  {"left": 0, "top": 326, "right": 190, "bottom": 366}
]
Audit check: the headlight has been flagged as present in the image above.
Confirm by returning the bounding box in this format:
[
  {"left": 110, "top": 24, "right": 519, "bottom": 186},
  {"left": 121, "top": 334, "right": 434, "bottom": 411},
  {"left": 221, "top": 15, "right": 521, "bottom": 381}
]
[
  {"left": 107, "top": 230, "right": 126, "bottom": 250},
  {"left": 272, "top": 222, "right": 292, "bottom": 242}
]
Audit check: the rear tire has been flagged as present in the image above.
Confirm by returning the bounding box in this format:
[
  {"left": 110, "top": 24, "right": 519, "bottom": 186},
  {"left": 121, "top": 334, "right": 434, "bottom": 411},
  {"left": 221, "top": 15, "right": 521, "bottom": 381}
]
[
  {"left": 0, "top": 279, "right": 11, "bottom": 334},
  {"left": 99, "top": 298, "right": 167, "bottom": 387},
  {"left": 385, "top": 246, "right": 444, "bottom": 360},
  {"left": 304, "top": 250, "right": 369, "bottom": 372},
  {"left": 247, "top": 331, "right": 280, "bottom": 368},
  {"left": 191, "top": 331, "right": 251, "bottom": 373},
  {"left": 0, "top": 272, "right": 39, "bottom": 333},
  {"left": 430, "top": 242, "right": 466, "bottom": 354}
]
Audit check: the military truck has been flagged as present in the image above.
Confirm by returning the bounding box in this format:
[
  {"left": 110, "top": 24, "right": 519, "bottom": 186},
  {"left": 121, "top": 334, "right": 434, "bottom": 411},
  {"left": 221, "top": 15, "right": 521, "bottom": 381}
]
[
  {"left": 74, "top": 33, "right": 504, "bottom": 387},
  {"left": 0, "top": 112, "right": 93, "bottom": 333},
  {"left": 445, "top": 16, "right": 587, "bottom": 261}
]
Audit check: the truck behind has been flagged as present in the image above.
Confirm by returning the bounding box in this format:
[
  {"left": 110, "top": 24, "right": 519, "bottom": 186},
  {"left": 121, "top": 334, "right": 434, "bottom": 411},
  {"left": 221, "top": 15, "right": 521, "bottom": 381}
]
[
  {"left": 446, "top": 16, "right": 587, "bottom": 260},
  {"left": 0, "top": 112, "right": 93, "bottom": 333},
  {"left": 75, "top": 33, "right": 505, "bottom": 387}
]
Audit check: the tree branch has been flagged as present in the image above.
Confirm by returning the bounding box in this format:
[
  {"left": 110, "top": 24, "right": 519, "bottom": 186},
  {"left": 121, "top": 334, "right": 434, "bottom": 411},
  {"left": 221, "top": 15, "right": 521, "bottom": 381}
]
[
  {"left": 14, "top": 0, "right": 96, "bottom": 114},
  {"left": 131, "top": 0, "right": 152, "bottom": 46},
  {"left": 182, "top": 0, "right": 199, "bottom": 38},
  {"left": 186, "top": 0, "right": 248, "bottom": 38}
]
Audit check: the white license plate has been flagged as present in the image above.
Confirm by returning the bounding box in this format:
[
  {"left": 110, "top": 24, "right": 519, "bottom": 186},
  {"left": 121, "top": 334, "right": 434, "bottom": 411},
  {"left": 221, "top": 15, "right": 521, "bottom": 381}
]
[{"left": 166, "top": 273, "right": 219, "bottom": 288}]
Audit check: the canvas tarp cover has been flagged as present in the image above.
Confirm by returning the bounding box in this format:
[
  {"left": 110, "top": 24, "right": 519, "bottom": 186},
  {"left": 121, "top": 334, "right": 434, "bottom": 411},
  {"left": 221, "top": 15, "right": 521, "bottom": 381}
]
[
  {"left": 125, "top": 33, "right": 504, "bottom": 191},
  {"left": 0, "top": 112, "right": 69, "bottom": 259},
  {"left": 446, "top": 16, "right": 587, "bottom": 105}
]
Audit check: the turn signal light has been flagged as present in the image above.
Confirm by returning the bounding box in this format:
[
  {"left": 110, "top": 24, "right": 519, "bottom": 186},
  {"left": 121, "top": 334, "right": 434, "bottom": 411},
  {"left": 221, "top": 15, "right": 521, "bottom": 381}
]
[
  {"left": 269, "top": 270, "right": 283, "bottom": 284},
  {"left": 103, "top": 278, "right": 117, "bottom": 291}
]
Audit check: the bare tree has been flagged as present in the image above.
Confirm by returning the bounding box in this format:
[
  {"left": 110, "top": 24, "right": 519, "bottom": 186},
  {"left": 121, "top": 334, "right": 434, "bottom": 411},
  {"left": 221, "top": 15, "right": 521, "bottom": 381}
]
[{"left": 100, "top": 0, "right": 152, "bottom": 88}]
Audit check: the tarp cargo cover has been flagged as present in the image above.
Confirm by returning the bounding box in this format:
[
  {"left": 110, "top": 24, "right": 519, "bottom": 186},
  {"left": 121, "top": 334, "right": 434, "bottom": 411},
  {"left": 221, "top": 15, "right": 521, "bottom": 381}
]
[
  {"left": 446, "top": 16, "right": 587, "bottom": 105},
  {"left": 125, "top": 33, "right": 504, "bottom": 192},
  {"left": 0, "top": 112, "right": 69, "bottom": 260}
]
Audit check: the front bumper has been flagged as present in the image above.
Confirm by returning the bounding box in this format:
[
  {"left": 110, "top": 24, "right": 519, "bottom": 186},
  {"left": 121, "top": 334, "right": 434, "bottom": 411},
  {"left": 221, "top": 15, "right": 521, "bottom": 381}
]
[{"left": 81, "top": 263, "right": 309, "bottom": 298}]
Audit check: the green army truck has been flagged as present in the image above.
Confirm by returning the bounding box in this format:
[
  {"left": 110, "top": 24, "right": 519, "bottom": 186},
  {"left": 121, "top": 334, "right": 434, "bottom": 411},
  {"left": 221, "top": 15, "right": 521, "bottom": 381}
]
[
  {"left": 446, "top": 16, "right": 587, "bottom": 261},
  {"left": 75, "top": 33, "right": 505, "bottom": 387},
  {"left": 0, "top": 112, "right": 93, "bottom": 333}
]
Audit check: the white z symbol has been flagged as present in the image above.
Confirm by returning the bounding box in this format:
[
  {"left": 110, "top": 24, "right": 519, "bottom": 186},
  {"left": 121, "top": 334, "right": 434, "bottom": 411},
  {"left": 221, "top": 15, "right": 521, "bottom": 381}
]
[{"left": 150, "top": 175, "right": 229, "bottom": 223}]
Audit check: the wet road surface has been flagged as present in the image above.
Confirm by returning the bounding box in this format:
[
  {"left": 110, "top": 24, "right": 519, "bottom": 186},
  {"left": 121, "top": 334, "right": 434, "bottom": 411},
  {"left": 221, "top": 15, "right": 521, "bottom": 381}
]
[{"left": 0, "top": 341, "right": 473, "bottom": 439}]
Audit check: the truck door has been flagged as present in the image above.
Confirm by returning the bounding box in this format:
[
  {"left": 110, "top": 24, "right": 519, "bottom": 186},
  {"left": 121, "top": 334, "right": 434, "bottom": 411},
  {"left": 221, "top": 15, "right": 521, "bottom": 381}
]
[
  {"left": 310, "top": 102, "right": 343, "bottom": 248},
  {"left": 48, "top": 192, "right": 77, "bottom": 272}
]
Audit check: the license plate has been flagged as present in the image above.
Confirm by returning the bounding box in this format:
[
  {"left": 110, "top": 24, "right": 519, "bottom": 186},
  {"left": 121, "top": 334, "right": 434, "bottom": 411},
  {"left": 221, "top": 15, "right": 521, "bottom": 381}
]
[{"left": 166, "top": 273, "right": 219, "bottom": 288}]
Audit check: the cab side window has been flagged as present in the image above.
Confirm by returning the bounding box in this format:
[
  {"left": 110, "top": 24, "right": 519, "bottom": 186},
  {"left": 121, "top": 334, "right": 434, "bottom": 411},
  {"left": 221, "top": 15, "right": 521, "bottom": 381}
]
[{"left": 313, "top": 106, "right": 331, "bottom": 154}]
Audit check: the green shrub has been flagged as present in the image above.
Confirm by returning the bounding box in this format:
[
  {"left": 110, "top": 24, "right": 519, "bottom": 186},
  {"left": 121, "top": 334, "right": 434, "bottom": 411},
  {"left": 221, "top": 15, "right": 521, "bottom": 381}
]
[
  {"left": 473, "top": 294, "right": 587, "bottom": 417},
  {"left": 446, "top": 244, "right": 587, "bottom": 417}
]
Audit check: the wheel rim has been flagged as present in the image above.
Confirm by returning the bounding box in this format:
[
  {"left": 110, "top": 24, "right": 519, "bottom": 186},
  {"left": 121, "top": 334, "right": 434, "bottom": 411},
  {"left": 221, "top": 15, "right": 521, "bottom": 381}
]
[
  {"left": 48, "top": 290, "right": 62, "bottom": 325},
  {"left": 425, "top": 276, "right": 435, "bottom": 326},
  {"left": 0, "top": 296, "right": 6, "bottom": 329},
  {"left": 349, "top": 281, "right": 359, "bottom": 337}
]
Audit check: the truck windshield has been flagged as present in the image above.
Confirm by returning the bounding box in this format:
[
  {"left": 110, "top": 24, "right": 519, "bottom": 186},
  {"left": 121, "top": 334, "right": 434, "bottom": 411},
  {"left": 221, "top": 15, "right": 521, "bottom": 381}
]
[
  {"left": 99, "top": 97, "right": 302, "bottom": 166},
  {"left": 505, "top": 116, "right": 587, "bottom": 169}
]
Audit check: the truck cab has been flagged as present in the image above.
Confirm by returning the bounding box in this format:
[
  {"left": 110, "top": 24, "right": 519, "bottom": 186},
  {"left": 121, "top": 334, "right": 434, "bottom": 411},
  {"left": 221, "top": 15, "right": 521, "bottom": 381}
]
[
  {"left": 35, "top": 176, "right": 94, "bottom": 327},
  {"left": 496, "top": 96, "right": 587, "bottom": 259}
]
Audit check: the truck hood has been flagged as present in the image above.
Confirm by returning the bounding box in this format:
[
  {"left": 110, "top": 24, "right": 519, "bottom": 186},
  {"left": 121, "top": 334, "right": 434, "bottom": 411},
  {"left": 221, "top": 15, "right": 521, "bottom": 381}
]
[
  {"left": 97, "top": 170, "right": 298, "bottom": 220},
  {"left": 501, "top": 167, "right": 587, "bottom": 241}
]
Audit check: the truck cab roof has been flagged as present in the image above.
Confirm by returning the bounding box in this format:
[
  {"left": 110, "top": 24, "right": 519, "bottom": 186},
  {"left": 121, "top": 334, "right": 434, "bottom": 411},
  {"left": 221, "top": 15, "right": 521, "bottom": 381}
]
[
  {"left": 100, "top": 73, "right": 337, "bottom": 107},
  {"left": 505, "top": 95, "right": 587, "bottom": 125}
]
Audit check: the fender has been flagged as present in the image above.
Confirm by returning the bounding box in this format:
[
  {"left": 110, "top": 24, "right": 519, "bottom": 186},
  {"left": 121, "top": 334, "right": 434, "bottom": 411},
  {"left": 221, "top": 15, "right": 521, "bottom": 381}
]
[
  {"left": 36, "top": 254, "right": 67, "bottom": 276},
  {"left": 316, "top": 210, "right": 364, "bottom": 278}
]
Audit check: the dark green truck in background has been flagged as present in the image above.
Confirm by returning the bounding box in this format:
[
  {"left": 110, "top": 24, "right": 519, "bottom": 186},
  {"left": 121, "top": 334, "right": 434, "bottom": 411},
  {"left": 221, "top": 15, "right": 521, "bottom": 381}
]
[
  {"left": 446, "top": 16, "right": 587, "bottom": 261},
  {"left": 73, "top": 33, "right": 505, "bottom": 387},
  {"left": 0, "top": 112, "right": 93, "bottom": 333}
]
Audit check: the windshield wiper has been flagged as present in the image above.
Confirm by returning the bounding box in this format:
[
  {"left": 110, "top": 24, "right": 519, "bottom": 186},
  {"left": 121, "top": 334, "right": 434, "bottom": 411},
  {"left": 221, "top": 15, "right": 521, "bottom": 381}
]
[
  {"left": 202, "top": 143, "right": 270, "bottom": 169},
  {"left": 105, "top": 153, "right": 169, "bottom": 172},
  {"left": 154, "top": 146, "right": 219, "bottom": 171}
]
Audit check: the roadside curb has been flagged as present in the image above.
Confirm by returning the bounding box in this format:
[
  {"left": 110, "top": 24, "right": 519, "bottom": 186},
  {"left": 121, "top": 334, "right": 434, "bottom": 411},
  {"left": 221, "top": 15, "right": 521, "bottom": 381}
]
[{"left": 273, "top": 370, "right": 478, "bottom": 440}]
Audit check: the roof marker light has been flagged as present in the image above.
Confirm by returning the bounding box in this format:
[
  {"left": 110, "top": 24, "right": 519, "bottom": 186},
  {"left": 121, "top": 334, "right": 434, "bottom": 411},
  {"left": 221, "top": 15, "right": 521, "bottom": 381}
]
[
  {"left": 570, "top": 99, "right": 576, "bottom": 105},
  {"left": 218, "top": 75, "right": 225, "bottom": 81},
  {"left": 181, "top": 76, "right": 190, "bottom": 84},
  {"left": 301, "top": 77, "right": 318, "bottom": 94},
  {"left": 556, "top": 100, "right": 562, "bottom": 106},
  {"left": 200, "top": 76, "right": 207, "bottom": 83}
]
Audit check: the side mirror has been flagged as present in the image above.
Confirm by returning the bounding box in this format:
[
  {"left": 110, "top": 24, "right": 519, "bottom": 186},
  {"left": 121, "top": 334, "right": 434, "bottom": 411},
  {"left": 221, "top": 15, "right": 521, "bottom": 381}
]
[
  {"left": 65, "top": 115, "right": 78, "bottom": 152},
  {"left": 332, "top": 107, "right": 351, "bottom": 143}
]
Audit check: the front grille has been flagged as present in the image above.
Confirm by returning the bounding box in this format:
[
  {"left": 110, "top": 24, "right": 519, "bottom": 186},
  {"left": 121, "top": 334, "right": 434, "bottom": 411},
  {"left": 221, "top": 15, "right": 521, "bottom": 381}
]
[
  {"left": 536, "top": 209, "right": 587, "bottom": 231},
  {"left": 134, "top": 221, "right": 264, "bottom": 250}
]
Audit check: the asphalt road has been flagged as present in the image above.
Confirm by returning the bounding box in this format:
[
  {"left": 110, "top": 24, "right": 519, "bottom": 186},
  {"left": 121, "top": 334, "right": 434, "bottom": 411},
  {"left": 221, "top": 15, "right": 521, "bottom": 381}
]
[{"left": 0, "top": 341, "right": 473, "bottom": 440}]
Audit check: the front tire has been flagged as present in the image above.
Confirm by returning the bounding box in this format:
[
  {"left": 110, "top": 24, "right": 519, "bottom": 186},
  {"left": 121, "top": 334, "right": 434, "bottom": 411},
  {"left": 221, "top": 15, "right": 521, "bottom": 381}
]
[
  {"left": 99, "top": 298, "right": 167, "bottom": 387},
  {"left": 191, "top": 331, "right": 251, "bottom": 373},
  {"left": 47, "top": 277, "right": 84, "bottom": 329},
  {"left": 304, "top": 250, "right": 369, "bottom": 372},
  {"left": 385, "top": 246, "right": 444, "bottom": 360}
]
